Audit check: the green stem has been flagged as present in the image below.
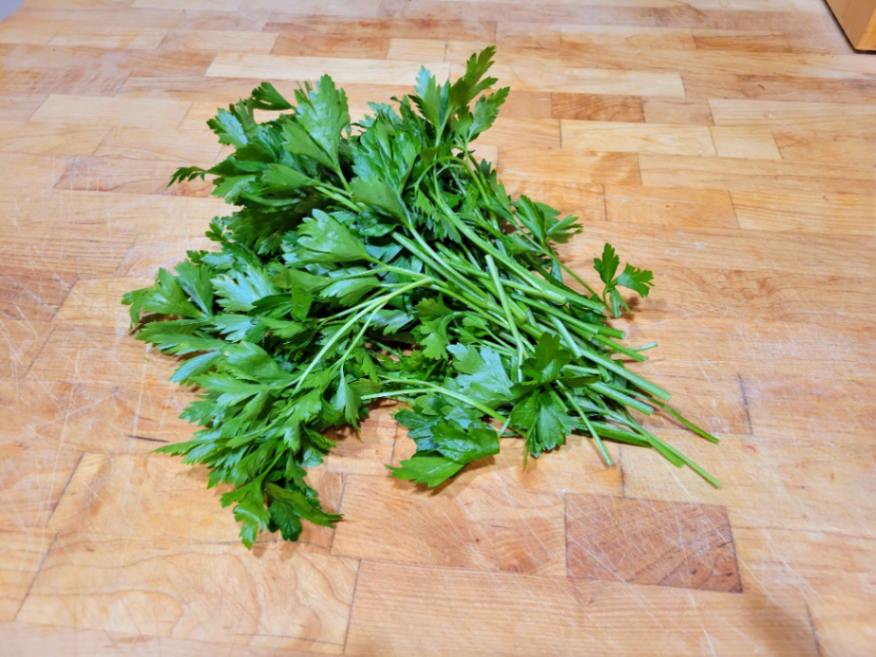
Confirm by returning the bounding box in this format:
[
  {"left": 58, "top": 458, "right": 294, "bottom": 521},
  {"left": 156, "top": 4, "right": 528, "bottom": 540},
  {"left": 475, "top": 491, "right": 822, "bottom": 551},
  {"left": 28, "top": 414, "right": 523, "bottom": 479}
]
[
  {"left": 652, "top": 401, "right": 720, "bottom": 445},
  {"left": 577, "top": 346, "right": 670, "bottom": 401},
  {"left": 560, "top": 384, "right": 612, "bottom": 466},
  {"left": 290, "top": 278, "right": 431, "bottom": 394},
  {"left": 590, "top": 382, "right": 653, "bottom": 415},
  {"left": 623, "top": 416, "right": 720, "bottom": 488},
  {"left": 550, "top": 316, "right": 583, "bottom": 358},
  {"left": 314, "top": 184, "right": 360, "bottom": 212},
  {"left": 594, "top": 334, "right": 647, "bottom": 362},
  {"left": 486, "top": 254, "right": 526, "bottom": 378},
  {"left": 368, "top": 377, "right": 507, "bottom": 422},
  {"left": 557, "top": 260, "right": 600, "bottom": 298},
  {"left": 588, "top": 422, "right": 650, "bottom": 447}
]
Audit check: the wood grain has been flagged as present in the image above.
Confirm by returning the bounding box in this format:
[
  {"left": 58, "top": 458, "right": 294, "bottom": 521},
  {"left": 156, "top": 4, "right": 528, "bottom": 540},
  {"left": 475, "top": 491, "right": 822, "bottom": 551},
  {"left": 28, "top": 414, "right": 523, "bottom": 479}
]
[
  {"left": 603, "top": 184, "right": 738, "bottom": 228},
  {"left": 0, "top": 0, "right": 874, "bottom": 654},
  {"left": 346, "top": 560, "right": 816, "bottom": 657},
  {"left": 561, "top": 120, "right": 716, "bottom": 155},
  {"left": 31, "top": 94, "right": 191, "bottom": 128},
  {"left": 18, "top": 535, "right": 358, "bottom": 654},
  {"left": 565, "top": 494, "right": 741, "bottom": 592},
  {"left": 0, "top": 529, "right": 53, "bottom": 621},
  {"left": 551, "top": 93, "right": 645, "bottom": 122},
  {"left": 0, "top": 441, "right": 82, "bottom": 530},
  {"left": 710, "top": 126, "right": 781, "bottom": 159},
  {"left": 207, "top": 53, "right": 450, "bottom": 85}
]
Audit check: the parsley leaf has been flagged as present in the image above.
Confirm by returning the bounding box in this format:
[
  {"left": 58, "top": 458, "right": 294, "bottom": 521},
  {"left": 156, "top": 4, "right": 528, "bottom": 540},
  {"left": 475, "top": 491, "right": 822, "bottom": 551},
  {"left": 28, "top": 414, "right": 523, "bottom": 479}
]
[
  {"left": 594, "top": 243, "right": 654, "bottom": 317},
  {"left": 388, "top": 455, "right": 464, "bottom": 488}
]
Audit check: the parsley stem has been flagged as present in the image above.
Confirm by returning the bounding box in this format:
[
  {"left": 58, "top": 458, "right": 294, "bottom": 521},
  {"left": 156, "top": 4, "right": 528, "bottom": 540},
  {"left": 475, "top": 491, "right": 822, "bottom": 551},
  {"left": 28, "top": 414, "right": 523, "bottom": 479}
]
[
  {"left": 393, "top": 232, "right": 481, "bottom": 300},
  {"left": 590, "top": 382, "right": 653, "bottom": 415},
  {"left": 594, "top": 334, "right": 648, "bottom": 362},
  {"left": 588, "top": 422, "right": 650, "bottom": 447},
  {"left": 550, "top": 316, "right": 583, "bottom": 358},
  {"left": 392, "top": 233, "right": 518, "bottom": 330},
  {"left": 560, "top": 384, "right": 612, "bottom": 466},
  {"left": 575, "top": 345, "right": 670, "bottom": 401},
  {"left": 434, "top": 243, "right": 568, "bottom": 308},
  {"left": 651, "top": 401, "right": 720, "bottom": 445},
  {"left": 622, "top": 416, "right": 719, "bottom": 488},
  {"left": 331, "top": 164, "right": 352, "bottom": 194},
  {"left": 289, "top": 278, "right": 431, "bottom": 394},
  {"left": 556, "top": 260, "right": 600, "bottom": 298},
  {"left": 486, "top": 254, "right": 525, "bottom": 379},
  {"left": 365, "top": 378, "right": 507, "bottom": 422},
  {"left": 430, "top": 283, "right": 512, "bottom": 331},
  {"left": 530, "top": 300, "right": 623, "bottom": 338},
  {"left": 314, "top": 184, "right": 359, "bottom": 212},
  {"left": 432, "top": 196, "right": 605, "bottom": 313}
]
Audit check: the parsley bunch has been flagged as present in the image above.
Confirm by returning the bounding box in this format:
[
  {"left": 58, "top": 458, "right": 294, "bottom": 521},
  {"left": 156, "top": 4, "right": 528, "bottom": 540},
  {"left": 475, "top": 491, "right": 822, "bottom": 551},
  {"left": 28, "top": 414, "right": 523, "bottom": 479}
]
[{"left": 124, "top": 47, "right": 719, "bottom": 547}]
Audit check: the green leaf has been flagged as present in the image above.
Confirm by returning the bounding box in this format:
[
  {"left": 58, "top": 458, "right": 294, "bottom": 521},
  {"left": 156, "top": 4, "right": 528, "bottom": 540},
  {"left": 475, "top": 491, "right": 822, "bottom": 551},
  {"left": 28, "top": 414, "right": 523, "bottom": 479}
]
[
  {"left": 293, "top": 74, "right": 350, "bottom": 167},
  {"left": 616, "top": 263, "right": 654, "bottom": 297},
  {"left": 175, "top": 261, "right": 214, "bottom": 315},
  {"left": 221, "top": 480, "right": 270, "bottom": 549},
  {"left": 213, "top": 174, "right": 257, "bottom": 203},
  {"left": 594, "top": 243, "right": 620, "bottom": 285},
  {"left": 467, "top": 86, "right": 508, "bottom": 140},
  {"left": 331, "top": 374, "right": 361, "bottom": 427},
  {"left": 213, "top": 264, "right": 276, "bottom": 312},
  {"left": 224, "top": 341, "right": 290, "bottom": 382},
  {"left": 261, "top": 316, "right": 307, "bottom": 339},
  {"left": 269, "top": 499, "right": 303, "bottom": 541},
  {"left": 211, "top": 313, "right": 262, "bottom": 342},
  {"left": 350, "top": 176, "right": 406, "bottom": 219},
  {"left": 370, "top": 308, "right": 413, "bottom": 334},
  {"left": 429, "top": 419, "right": 500, "bottom": 464},
  {"left": 265, "top": 482, "right": 341, "bottom": 527},
  {"left": 282, "top": 267, "right": 330, "bottom": 292},
  {"left": 414, "top": 300, "right": 452, "bottom": 359},
  {"left": 250, "top": 81, "right": 292, "bottom": 110},
  {"left": 122, "top": 268, "right": 202, "bottom": 322},
  {"left": 193, "top": 373, "right": 269, "bottom": 406},
  {"left": 208, "top": 108, "right": 248, "bottom": 148},
  {"left": 511, "top": 390, "right": 575, "bottom": 457},
  {"left": 260, "top": 163, "right": 314, "bottom": 191},
  {"left": 136, "top": 322, "right": 222, "bottom": 355},
  {"left": 281, "top": 118, "right": 335, "bottom": 169},
  {"left": 521, "top": 333, "right": 571, "bottom": 385},
  {"left": 449, "top": 46, "right": 498, "bottom": 111},
  {"left": 594, "top": 243, "right": 653, "bottom": 317},
  {"left": 413, "top": 66, "right": 444, "bottom": 129},
  {"left": 419, "top": 323, "right": 450, "bottom": 360},
  {"left": 170, "top": 351, "right": 220, "bottom": 383},
  {"left": 169, "top": 165, "right": 207, "bottom": 186},
  {"left": 388, "top": 455, "right": 464, "bottom": 488},
  {"left": 447, "top": 343, "right": 514, "bottom": 406},
  {"left": 319, "top": 275, "right": 380, "bottom": 306},
  {"left": 297, "top": 210, "right": 370, "bottom": 263},
  {"left": 290, "top": 287, "right": 313, "bottom": 320}
]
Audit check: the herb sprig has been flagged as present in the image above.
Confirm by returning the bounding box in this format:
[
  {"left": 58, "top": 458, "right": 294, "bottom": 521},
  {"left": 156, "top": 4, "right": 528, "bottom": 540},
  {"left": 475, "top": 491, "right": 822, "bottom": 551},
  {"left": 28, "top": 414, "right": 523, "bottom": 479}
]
[{"left": 124, "top": 47, "right": 720, "bottom": 547}]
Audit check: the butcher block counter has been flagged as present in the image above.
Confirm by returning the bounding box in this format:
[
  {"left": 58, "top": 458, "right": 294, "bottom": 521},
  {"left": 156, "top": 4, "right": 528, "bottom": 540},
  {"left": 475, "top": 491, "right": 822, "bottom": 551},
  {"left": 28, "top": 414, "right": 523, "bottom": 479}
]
[{"left": 0, "top": 0, "right": 874, "bottom": 655}]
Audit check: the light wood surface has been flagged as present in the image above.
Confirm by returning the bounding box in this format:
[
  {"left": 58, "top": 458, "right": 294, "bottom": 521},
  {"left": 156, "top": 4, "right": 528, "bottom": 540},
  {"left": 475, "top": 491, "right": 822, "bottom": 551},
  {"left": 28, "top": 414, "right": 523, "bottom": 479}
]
[
  {"left": 825, "top": 0, "right": 876, "bottom": 50},
  {"left": 1, "top": 1, "right": 874, "bottom": 656}
]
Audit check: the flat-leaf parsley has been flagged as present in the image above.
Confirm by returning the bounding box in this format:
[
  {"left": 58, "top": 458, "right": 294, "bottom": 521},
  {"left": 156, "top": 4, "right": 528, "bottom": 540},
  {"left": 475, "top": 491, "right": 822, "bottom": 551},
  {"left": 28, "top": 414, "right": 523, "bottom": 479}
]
[{"left": 124, "top": 47, "right": 720, "bottom": 547}]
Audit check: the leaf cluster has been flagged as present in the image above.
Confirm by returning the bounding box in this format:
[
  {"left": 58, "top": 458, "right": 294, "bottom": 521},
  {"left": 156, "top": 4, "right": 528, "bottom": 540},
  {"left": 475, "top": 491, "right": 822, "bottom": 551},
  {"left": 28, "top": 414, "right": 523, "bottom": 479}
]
[{"left": 125, "top": 47, "right": 720, "bottom": 547}]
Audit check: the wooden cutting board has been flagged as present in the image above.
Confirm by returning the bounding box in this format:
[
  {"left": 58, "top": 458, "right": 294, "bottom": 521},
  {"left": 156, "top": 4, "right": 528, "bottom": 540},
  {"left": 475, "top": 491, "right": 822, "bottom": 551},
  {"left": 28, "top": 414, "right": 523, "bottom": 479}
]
[{"left": 1, "top": 0, "right": 874, "bottom": 656}]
